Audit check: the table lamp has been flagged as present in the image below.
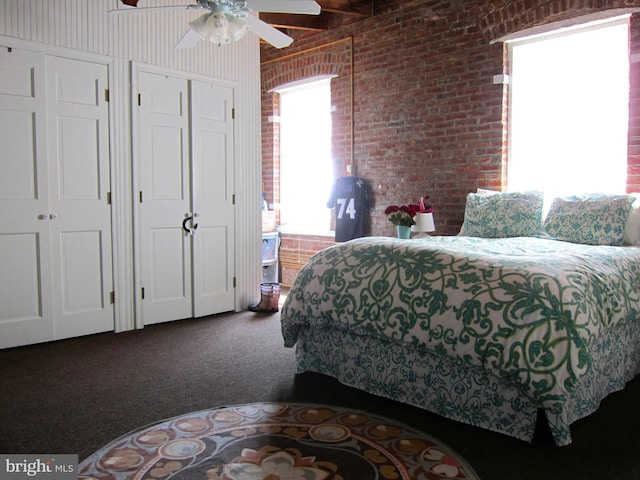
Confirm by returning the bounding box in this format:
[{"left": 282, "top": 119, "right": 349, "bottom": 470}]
[{"left": 413, "top": 212, "right": 435, "bottom": 238}]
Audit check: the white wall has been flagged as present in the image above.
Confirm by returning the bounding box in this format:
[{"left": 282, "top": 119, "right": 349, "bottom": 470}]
[{"left": 0, "top": 0, "right": 263, "bottom": 331}]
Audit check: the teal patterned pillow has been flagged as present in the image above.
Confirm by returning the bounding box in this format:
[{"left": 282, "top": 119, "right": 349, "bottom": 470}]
[
  {"left": 460, "top": 190, "right": 544, "bottom": 238},
  {"left": 543, "top": 193, "right": 634, "bottom": 246}
]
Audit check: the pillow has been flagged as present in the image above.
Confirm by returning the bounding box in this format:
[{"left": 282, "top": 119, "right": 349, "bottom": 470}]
[
  {"left": 460, "top": 190, "right": 544, "bottom": 238},
  {"left": 476, "top": 188, "right": 500, "bottom": 195},
  {"left": 624, "top": 194, "right": 640, "bottom": 245},
  {"left": 543, "top": 193, "right": 634, "bottom": 246}
]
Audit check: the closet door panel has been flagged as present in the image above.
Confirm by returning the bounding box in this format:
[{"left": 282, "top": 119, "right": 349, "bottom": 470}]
[
  {"left": 46, "top": 56, "right": 114, "bottom": 340},
  {"left": 0, "top": 110, "right": 38, "bottom": 200},
  {"left": 0, "top": 48, "right": 53, "bottom": 348},
  {"left": 0, "top": 234, "right": 46, "bottom": 321},
  {"left": 137, "top": 71, "right": 192, "bottom": 325},
  {"left": 191, "top": 80, "right": 235, "bottom": 317},
  {"left": 57, "top": 116, "right": 101, "bottom": 199}
]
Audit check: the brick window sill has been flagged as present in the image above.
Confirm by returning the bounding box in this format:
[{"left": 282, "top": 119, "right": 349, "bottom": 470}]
[{"left": 275, "top": 225, "right": 334, "bottom": 237}]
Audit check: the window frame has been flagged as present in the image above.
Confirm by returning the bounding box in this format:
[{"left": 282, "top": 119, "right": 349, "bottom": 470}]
[{"left": 271, "top": 75, "right": 336, "bottom": 236}]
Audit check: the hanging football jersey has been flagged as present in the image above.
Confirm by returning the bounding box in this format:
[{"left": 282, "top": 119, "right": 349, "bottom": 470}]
[{"left": 327, "top": 176, "right": 371, "bottom": 242}]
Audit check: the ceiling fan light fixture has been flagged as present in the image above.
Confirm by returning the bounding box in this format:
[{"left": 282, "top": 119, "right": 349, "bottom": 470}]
[
  {"left": 188, "top": 13, "right": 211, "bottom": 39},
  {"left": 228, "top": 15, "right": 250, "bottom": 41},
  {"left": 206, "top": 9, "right": 232, "bottom": 45},
  {"left": 229, "top": 0, "right": 250, "bottom": 18},
  {"left": 207, "top": 10, "right": 230, "bottom": 34}
]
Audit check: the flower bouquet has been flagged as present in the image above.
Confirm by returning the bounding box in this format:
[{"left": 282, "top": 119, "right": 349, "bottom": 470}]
[
  {"left": 385, "top": 196, "right": 434, "bottom": 238},
  {"left": 384, "top": 196, "right": 433, "bottom": 226},
  {"left": 384, "top": 203, "right": 420, "bottom": 226}
]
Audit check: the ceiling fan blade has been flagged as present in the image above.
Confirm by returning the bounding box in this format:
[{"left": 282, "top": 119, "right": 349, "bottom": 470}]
[
  {"left": 174, "top": 27, "right": 204, "bottom": 49},
  {"left": 240, "top": 14, "right": 293, "bottom": 48},
  {"left": 245, "top": 0, "right": 320, "bottom": 15}
]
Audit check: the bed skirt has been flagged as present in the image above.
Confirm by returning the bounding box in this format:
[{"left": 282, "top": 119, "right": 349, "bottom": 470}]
[{"left": 292, "top": 316, "right": 640, "bottom": 446}]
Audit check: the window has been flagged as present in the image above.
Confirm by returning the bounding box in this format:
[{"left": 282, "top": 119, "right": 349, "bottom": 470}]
[
  {"left": 507, "top": 16, "right": 630, "bottom": 205},
  {"left": 275, "top": 76, "right": 334, "bottom": 234}
]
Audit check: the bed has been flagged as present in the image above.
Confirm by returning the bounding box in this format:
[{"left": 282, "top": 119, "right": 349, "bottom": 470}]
[{"left": 280, "top": 191, "right": 640, "bottom": 445}]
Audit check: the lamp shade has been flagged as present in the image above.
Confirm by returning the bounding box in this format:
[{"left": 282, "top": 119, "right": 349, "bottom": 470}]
[
  {"left": 207, "top": 10, "right": 231, "bottom": 44},
  {"left": 415, "top": 212, "right": 435, "bottom": 232},
  {"left": 188, "top": 13, "right": 210, "bottom": 39},
  {"left": 228, "top": 15, "right": 250, "bottom": 41}
]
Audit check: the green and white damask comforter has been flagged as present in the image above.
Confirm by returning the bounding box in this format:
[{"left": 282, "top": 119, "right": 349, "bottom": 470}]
[{"left": 281, "top": 235, "right": 640, "bottom": 444}]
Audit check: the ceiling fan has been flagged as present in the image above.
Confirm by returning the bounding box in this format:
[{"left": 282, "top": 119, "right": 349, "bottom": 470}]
[{"left": 113, "top": 0, "right": 321, "bottom": 49}]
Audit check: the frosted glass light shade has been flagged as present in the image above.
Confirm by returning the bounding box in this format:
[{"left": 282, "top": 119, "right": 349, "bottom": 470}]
[
  {"left": 207, "top": 11, "right": 232, "bottom": 44},
  {"left": 188, "top": 13, "right": 211, "bottom": 39},
  {"left": 228, "top": 16, "right": 250, "bottom": 41},
  {"left": 186, "top": 8, "right": 250, "bottom": 47}
]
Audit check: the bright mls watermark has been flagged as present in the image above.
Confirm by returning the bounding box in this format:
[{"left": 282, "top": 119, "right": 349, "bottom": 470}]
[{"left": 0, "top": 455, "right": 77, "bottom": 480}]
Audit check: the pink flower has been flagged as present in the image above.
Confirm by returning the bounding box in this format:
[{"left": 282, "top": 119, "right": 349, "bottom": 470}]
[
  {"left": 384, "top": 205, "right": 400, "bottom": 215},
  {"left": 384, "top": 203, "right": 421, "bottom": 226}
]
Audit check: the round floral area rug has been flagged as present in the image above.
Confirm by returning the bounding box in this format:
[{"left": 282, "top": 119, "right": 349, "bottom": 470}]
[{"left": 79, "top": 402, "right": 481, "bottom": 480}]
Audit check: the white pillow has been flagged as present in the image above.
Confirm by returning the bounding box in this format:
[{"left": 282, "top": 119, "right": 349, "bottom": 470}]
[
  {"left": 624, "top": 193, "right": 640, "bottom": 245},
  {"left": 476, "top": 188, "right": 499, "bottom": 195},
  {"left": 460, "top": 190, "right": 544, "bottom": 238},
  {"left": 456, "top": 188, "right": 500, "bottom": 235},
  {"left": 544, "top": 193, "right": 634, "bottom": 246}
]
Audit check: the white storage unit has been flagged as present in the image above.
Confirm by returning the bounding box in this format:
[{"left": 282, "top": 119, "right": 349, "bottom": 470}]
[{"left": 261, "top": 232, "right": 280, "bottom": 283}]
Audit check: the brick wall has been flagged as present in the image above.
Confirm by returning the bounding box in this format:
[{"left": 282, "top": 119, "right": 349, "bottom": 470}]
[
  {"left": 261, "top": 0, "right": 640, "bottom": 284},
  {"left": 277, "top": 233, "right": 335, "bottom": 287}
]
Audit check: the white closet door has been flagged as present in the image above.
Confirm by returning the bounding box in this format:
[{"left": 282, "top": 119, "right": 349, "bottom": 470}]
[
  {"left": 0, "top": 50, "right": 113, "bottom": 348},
  {"left": 136, "top": 71, "right": 236, "bottom": 325},
  {"left": 191, "top": 80, "right": 235, "bottom": 317},
  {"left": 46, "top": 56, "right": 114, "bottom": 340},
  {"left": 137, "top": 71, "right": 193, "bottom": 325},
  {"left": 0, "top": 48, "right": 53, "bottom": 348}
]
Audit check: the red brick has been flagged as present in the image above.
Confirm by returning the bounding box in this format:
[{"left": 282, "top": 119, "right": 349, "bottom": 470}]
[{"left": 260, "top": 1, "right": 640, "bottom": 281}]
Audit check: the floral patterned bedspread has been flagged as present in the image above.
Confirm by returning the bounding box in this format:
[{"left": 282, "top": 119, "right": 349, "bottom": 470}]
[{"left": 281, "top": 236, "right": 640, "bottom": 410}]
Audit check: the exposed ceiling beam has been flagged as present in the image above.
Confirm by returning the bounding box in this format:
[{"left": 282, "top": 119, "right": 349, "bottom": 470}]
[
  {"left": 259, "top": 1, "right": 371, "bottom": 32},
  {"left": 259, "top": 12, "right": 329, "bottom": 32},
  {"left": 317, "top": 0, "right": 371, "bottom": 17}
]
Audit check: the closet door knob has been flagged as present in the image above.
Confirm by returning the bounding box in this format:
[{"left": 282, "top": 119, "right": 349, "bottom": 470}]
[{"left": 182, "top": 214, "right": 193, "bottom": 234}]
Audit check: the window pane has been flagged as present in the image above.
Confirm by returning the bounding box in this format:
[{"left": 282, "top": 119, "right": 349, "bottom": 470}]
[
  {"left": 508, "top": 19, "right": 629, "bottom": 203},
  {"left": 279, "top": 80, "right": 332, "bottom": 233}
]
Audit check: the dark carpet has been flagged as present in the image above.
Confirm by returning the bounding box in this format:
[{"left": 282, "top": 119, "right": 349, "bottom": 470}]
[{"left": 1, "top": 308, "right": 640, "bottom": 480}]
